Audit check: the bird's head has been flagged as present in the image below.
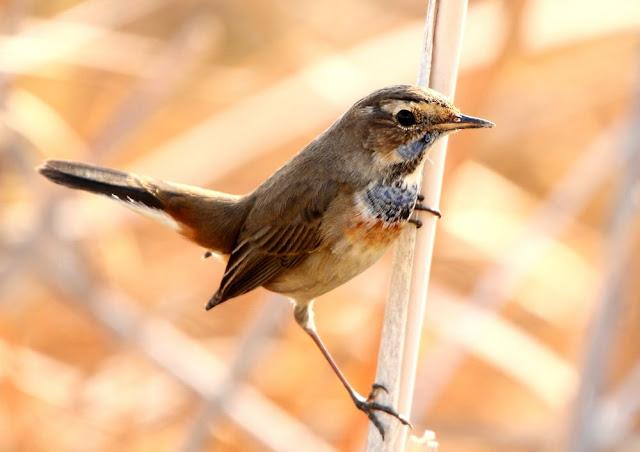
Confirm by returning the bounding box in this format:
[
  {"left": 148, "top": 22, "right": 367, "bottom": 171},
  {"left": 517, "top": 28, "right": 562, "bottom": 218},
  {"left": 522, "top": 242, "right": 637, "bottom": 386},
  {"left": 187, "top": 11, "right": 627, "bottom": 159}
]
[{"left": 344, "top": 85, "right": 493, "bottom": 181}]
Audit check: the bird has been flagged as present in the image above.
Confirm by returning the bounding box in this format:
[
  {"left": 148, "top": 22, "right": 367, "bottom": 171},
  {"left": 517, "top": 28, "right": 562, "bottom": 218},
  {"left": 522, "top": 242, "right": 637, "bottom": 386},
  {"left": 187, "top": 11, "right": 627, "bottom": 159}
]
[{"left": 38, "top": 84, "right": 493, "bottom": 438}]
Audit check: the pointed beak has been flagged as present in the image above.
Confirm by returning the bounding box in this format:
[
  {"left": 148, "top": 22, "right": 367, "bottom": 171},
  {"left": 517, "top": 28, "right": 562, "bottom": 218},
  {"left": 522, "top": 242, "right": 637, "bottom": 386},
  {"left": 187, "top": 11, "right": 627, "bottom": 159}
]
[{"left": 450, "top": 113, "right": 495, "bottom": 129}]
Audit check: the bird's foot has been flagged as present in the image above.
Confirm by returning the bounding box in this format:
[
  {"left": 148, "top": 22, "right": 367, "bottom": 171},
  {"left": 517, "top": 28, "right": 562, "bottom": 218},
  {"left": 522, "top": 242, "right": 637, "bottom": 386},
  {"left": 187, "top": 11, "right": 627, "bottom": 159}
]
[
  {"left": 414, "top": 203, "right": 441, "bottom": 218},
  {"left": 415, "top": 193, "right": 441, "bottom": 218},
  {"left": 354, "top": 383, "right": 412, "bottom": 440},
  {"left": 408, "top": 218, "right": 422, "bottom": 228}
]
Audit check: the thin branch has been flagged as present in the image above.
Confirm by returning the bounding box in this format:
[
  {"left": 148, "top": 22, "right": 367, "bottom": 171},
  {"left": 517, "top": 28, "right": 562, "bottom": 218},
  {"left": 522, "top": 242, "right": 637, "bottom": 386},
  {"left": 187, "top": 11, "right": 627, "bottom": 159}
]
[{"left": 366, "top": 1, "right": 469, "bottom": 450}]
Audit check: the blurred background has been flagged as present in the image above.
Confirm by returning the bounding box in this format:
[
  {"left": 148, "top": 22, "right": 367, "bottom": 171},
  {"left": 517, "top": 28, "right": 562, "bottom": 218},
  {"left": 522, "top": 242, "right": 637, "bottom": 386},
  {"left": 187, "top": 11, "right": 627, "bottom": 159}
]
[{"left": 0, "top": 0, "right": 639, "bottom": 451}]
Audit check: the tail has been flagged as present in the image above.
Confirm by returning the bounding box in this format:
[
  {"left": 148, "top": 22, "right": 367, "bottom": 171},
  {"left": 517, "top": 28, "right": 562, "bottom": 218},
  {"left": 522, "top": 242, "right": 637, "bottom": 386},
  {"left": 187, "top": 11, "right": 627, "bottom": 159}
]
[{"left": 38, "top": 160, "right": 251, "bottom": 254}]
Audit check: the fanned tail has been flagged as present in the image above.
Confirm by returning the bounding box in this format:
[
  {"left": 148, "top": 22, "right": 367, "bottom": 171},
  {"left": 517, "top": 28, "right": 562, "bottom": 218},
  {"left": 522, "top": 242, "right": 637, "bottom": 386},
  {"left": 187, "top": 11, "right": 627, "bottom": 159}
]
[
  {"left": 38, "top": 159, "right": 252, "bottom": 255},
  {"left": 39, "top": 160, "right": 164, "bottom": 209}
]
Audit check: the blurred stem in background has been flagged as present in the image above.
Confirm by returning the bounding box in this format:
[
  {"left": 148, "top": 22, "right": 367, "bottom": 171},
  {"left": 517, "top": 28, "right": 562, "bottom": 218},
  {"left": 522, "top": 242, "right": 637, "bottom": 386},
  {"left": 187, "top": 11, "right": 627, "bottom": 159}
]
[
  {"left": 568, "top": 55, "right": 640, "bottom": 452},
  {"left": 179, "top": 297, "right": 287, "bottom": 452},
  {"left": 413, "top": 116, "right": 630, "bottom": 421}
]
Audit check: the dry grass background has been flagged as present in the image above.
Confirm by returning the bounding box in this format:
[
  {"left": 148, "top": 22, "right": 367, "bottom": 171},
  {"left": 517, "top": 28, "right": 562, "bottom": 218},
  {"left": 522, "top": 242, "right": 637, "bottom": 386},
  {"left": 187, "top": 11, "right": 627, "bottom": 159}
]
[{"left": 0, "top": 0, "right": 639, "bottom": 451}]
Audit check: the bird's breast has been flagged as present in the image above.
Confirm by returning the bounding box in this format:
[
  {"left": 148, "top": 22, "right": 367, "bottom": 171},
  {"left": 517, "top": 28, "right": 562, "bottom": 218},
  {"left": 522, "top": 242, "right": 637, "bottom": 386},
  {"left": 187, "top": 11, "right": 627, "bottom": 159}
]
[
  {"left": 343, "top": 178, "right": 418, "bottom": 247},
  {"left": 267, "top": 179, "right": 418, "bottom": 301},
  {"left": 354, "top": 179, "right": 417, "bottom": 222}
]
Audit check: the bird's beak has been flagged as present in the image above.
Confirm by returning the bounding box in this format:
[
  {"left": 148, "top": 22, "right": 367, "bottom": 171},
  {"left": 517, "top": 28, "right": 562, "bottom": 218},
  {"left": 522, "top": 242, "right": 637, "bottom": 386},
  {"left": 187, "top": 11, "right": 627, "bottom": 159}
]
[
  {"left": 453, "top": 113, "right": 495, "bottom": 129},
  {"left": 438, "top": 113, "right": 495, "bottom": 131}
]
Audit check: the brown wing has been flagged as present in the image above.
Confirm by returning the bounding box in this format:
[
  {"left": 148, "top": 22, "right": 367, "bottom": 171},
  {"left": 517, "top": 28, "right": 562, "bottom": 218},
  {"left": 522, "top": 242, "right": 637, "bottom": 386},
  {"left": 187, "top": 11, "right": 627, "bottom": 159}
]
[{"left": 206, "top": 180, "right": 339, "bottom": 309}]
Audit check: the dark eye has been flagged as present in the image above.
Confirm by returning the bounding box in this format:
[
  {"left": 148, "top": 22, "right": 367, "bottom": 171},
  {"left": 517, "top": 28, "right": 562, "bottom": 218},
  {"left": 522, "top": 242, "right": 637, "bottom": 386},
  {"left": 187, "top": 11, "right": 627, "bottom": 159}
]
[{"left": 395, "top": 109, "right": 416, "bottom": 127}]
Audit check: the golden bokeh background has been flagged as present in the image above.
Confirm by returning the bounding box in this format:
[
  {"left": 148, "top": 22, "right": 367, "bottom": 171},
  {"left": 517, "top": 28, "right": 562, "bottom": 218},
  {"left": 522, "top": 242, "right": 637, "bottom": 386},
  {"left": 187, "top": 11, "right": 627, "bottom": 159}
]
[{"left": 1, "top": 0, "right": 639, "bottom": 451}]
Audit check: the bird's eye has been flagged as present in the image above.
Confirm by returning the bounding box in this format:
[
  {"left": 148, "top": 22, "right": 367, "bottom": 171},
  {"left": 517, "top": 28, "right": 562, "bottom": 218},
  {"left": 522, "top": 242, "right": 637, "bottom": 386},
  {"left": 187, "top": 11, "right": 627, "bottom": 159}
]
[{"left": 395, "top": 109, "right": 416, "bottom": 127}]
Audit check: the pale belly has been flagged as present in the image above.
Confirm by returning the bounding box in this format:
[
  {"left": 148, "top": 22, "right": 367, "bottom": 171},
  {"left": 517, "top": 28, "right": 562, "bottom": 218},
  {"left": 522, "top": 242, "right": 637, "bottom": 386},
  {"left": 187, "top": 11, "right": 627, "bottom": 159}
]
[{"left": 265, "top": 221, "right": 404, "bottom": 301}]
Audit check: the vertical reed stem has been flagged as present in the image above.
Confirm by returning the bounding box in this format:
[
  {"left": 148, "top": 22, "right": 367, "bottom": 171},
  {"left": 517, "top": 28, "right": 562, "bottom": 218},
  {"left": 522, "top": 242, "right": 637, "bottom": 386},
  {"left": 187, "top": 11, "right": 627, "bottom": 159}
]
[{"left": 366, "top": 1, "right": 469, "bottom": 450}]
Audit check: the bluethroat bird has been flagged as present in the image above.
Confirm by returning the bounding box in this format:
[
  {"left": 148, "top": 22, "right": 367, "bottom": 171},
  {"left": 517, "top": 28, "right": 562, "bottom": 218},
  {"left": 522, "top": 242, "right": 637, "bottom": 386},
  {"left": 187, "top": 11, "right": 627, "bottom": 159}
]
[{"left": 39, "top": 85, "right": 493, "bottom": 438}]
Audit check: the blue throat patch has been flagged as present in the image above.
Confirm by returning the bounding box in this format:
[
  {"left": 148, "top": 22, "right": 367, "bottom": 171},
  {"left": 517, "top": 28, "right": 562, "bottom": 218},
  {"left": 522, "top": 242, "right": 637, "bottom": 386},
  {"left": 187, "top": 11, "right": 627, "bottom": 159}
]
[
  {"left": 384, "top": 132, "right": 438, "bottom": 183},
  {"left": 364, "top": 180, "right": 419, "bottom": 224},
  {"left": 396, "top": 132, "right": 437, "bottom": 160}
]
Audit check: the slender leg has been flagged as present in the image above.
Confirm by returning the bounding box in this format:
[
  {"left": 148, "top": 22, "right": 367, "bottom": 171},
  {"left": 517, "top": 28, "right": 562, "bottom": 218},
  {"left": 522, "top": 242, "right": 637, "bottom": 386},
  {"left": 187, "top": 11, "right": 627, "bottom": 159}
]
[{"left": 293, "top": 302, "right": 411, "bottom": 439}]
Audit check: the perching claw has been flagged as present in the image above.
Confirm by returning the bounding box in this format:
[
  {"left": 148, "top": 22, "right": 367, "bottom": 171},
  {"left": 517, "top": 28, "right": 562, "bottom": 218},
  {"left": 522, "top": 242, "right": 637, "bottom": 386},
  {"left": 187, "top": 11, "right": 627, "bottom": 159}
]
[
  {"left": 414, "top": 203, "right": 441, "bottom": 218},
  {"left": 359, "top": 383, "right": 413, "bottom": 439}
]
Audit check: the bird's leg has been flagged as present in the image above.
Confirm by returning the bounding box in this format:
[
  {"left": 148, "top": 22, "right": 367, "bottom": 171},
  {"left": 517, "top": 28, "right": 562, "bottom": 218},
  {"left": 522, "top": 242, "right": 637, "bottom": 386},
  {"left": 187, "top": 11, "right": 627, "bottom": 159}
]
[{"left": 293, "top": 302, "right": 411, "bottom": 439}]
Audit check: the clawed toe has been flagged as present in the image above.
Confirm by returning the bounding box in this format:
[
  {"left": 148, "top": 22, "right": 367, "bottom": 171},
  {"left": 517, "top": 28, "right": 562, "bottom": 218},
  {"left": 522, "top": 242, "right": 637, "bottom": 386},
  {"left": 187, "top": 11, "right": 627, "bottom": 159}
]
[
  {"left": 355, "top": 384, "right": 412, "bottom": 439},
  {"left": 408, "top": 218, "right": 423, "bottom": 228},
  {"left": 415, "top": 203, "right": 442, "bottom": 218},
  {"left": 409, "top": 203, "right": 441, "bottom": 229},
  {"left": 368, "top": 383, "right": 389, "bottom": 400}
]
